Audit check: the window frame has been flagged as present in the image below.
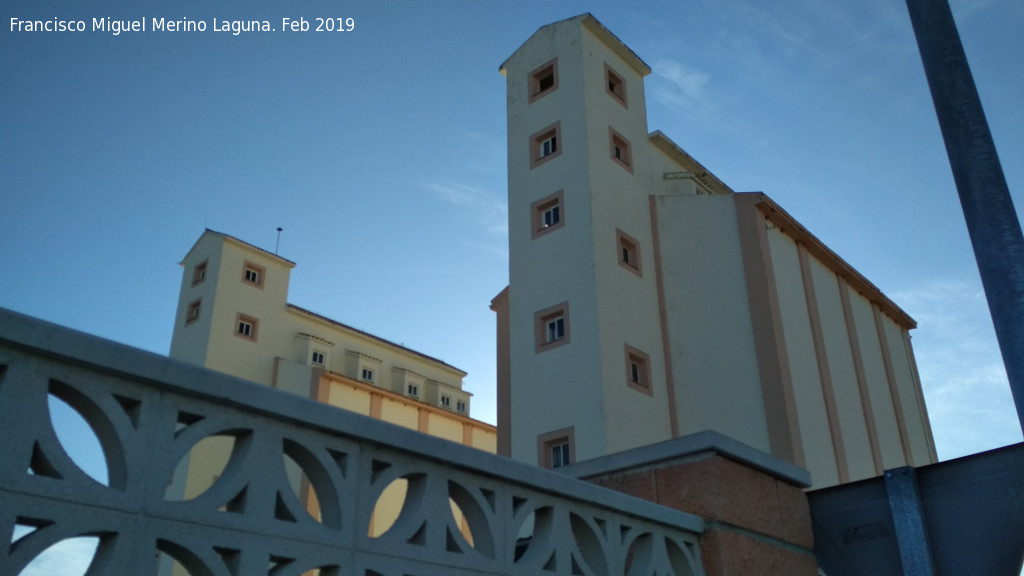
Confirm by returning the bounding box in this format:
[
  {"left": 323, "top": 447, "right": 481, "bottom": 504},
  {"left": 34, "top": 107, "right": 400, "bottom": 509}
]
[
  {"left": 616, "top": 229, "right": 642, "bottom": 277},
  {"left": 604, "top": 63, "right": 627, "bottom": 108},
  {"left": 531, "top": 190, "right": 566, "bottom": 239},
  {"left": 456, "top": 399, "right": 467, "bottom": 413},
  {"left": 440, "top": 394, "right": 451, "bottom": 409},
  {"left": 534, "top": 301, "right": 570, "bottom": 353},
  {"left": 528, "top": 58, "right": 559, "bottom": 104},
  {"left": 185, "top": 299, "right": 202, "bottom": 326},
  {"left": 609, "top": 128, "right": 633, "bottom": 173},
  {"left": 234, "top": 313, "right": 259, "bottom": 342},
  {"left": 407, "top": 383, "right": 420, "bottom": 398},
  {"left": 311, "top": 350, "right": 326, "bottom": 367},
  {"left": 361, "top": 367, "right": 375, "bottom": 382},
  {"left": 192, "top": 260, "right": 208, "bottom": 286},
  {"left": 242, "top": 260, "right": 266, "bottom": 289},
  {"left": 537, "top": 427, "right": 576, "bottom": 469},
  {"left": 624, "top": 344, "right": 652, "bottom": 395},
  {"left": 530, "top": 122, "right": 562, "bottom": 169}
]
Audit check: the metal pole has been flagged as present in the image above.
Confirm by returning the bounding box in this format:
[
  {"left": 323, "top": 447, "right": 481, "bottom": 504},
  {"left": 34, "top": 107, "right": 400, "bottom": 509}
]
[{"left": 905, "top": 0, "right": 1024, "bottom": 432}]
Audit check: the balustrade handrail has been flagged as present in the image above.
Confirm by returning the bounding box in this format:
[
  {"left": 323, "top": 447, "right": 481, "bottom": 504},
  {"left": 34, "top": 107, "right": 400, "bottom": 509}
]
[{"left": 0, "top": 307, "right": 704, "bottom": 576}]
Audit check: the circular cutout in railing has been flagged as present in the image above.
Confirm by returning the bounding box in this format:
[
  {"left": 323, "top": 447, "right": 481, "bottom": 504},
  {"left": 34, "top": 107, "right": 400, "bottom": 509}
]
[
  {"left": 13, "top": 532, "right": 100, "bottom": 576},
  {"left": 164, "top": 434, "right": 237, "bottom": 502},
  {"left": 368, "top": 476, "right": 409, "bottom": 537}
]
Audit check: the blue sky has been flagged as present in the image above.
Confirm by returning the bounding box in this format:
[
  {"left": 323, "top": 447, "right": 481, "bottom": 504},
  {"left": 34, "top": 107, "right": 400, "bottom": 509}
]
[{"left": 3, "top": 0, "right": 1023, "bottom": 483}]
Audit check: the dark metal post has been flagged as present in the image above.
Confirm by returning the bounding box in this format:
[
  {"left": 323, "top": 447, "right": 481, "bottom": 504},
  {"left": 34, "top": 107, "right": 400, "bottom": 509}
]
[
  {"left": 905, "top": 0, "right": 1024, "bottom": 431},
  {"left": 885, "top": 467, "right": 937, "bottom": 576}
]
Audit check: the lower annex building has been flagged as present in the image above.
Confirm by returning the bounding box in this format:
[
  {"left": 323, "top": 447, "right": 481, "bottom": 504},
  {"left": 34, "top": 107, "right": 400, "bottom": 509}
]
[
  {"left": 167, "top": 229, "right": 496, "bottom": 541},
  {"left": 492, "top": 14, "right": 937, "bottom": 489}
]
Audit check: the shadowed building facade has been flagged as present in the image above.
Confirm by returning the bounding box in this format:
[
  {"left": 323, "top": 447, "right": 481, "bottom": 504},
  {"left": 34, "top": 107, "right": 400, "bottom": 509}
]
[
  {"left": 493, "top": 14, "right": 936, "bottom": 489},
  {"left": 167, "top": 229, "right": 496, "bottom": 552}
]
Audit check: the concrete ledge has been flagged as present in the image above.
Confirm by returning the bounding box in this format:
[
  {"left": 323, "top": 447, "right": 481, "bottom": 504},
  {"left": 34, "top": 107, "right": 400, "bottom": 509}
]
[
  {"left": 562, "top": 430, "right": 812, "bottom": 488},
  {"left": 0, "top": 306, "right": 705, "bottom": 535}
]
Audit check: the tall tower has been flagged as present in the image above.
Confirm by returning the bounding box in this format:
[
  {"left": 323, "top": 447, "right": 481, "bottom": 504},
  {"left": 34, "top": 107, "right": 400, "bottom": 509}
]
[
  {"left": 499, "top": 15, "right": 673, "bottom": 466},
  {"left": 495, "top": 14, "right": 937, "bottom": 488}
]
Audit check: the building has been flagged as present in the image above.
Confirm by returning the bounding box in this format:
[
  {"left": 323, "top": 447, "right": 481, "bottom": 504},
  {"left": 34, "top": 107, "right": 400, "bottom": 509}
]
[
  {"left": 168, "top": 229, "right": 496, "bottom": 535},
  {"left": 492, "top": 14, "right": 936, "bottom": 489}
]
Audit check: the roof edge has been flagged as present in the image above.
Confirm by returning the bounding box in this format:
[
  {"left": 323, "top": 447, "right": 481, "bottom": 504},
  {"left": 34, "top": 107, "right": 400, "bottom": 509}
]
[
  {"left": 286, "top": 304, "right": 469, "bottom": 377},
  {"left": 739, "top": 193, "right": 917, "bottom": 329},
  {"left": 649, "top": 131, "right": 736, "bottom": 196},
  {"left": 180, "top": 229, "right": 297, "bottom": 268},
  {"left": 500, "top": 13, "right": 651, "bottom": 77}
]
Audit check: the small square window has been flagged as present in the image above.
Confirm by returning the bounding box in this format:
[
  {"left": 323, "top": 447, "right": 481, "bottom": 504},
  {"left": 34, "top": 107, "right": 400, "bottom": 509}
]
[
  {"left": 192, "top": 260, "right": 208, "bottom": 286},
  {"left": 541, "top": 136, "right": 557, "bottom": 157},
  {"left": 546, "top": 317, "right": 565, "bottom": 343},
  {"left": 528, "top": 58, "right": 558, "bottom": 103},
  {"left": 440, "top": 395, "right": 451, "bottom": 408},
  {"left": 235, "top": 313, "right": 259, "bottom": 342},
  {"left": 605, "top": 64, "right": 627, "bottom": 107},
  {"left": 242, "top": 261, "right": 266, "bottom": 289},
  {"left": 535, "top": 301, "right": 570, "bottom": 353},
  {"left": 609, "top": 128, "right": 633, "bottom": 173},
  {"left": 616, "top": 229, "right": 642, "bottom": 277},
  {"left": 312, "top": 351, "right": 325, "bottom": 366},
  {"left": 456, "top": 400, "right": 467, "bottom": 413},
  {"left": 538, "top": 427, "right": 575, "bottom": 469},
  {"left": 407, "top": 383, "right": 419, "bottom": 398},
  {"left": 530, "top": 122, "right": 562, "bottom": 169},
  {"left": 185, "top": 299, "right": 201, "bottom": 326},
  {"left": 531, "top": 190, "right": 565, "bottom": 239},
  {"left": 544, "top": 206, "right": 560, "bottom": 227},
  {"left": 361, "top": 368, "right": 375, "bottom": 382},
  {"left": 624, "top": 345, "right": 652, "bottom": 395},
  {"left": 550, "top": 443, "right": 571, "bottom": 468}
]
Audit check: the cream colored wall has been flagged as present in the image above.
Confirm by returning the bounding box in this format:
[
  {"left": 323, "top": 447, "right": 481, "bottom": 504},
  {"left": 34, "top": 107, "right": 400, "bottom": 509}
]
[
  {"left": 171, "top": 231, "right": 472, "bottom": 417},
  {"left": 763, "top": 219, "right": 936, "bottom": 488},
  {"left": 179, "top": 435, "right": 235, "bottom": 501},
  {"left": 202, "top": 239, "right": 292, "bottom": 388},
  {"left": 380, "top": 397, "right": 420, "bottom": 431},
  {"left": 655, "top": 194, "right": 771, "bottom": 453},
  {"left": 766, "top": 226, "right": 841, "bottom": 487},
  {"left": 170, "top": 234, "right": 224, "bottom": 365},
  {"left": 504, "top": 20, "right": 609, "bottom": 464},
  {"left": 883, "top": 319, "right": 935, "bottom": 466},
  {"left": 327, "top": 381, "right": 372, "bottom": 416},
  {"left": 472, "top": 426, "right": 497, "bottom": 453},
  {"left": 370, "top": 478, "right": 407, "bottom": 537},
  {"left": 806, "top": 257, "right": 876, "bottom": 482},
  {"left": 846, "top": 287, "right": 906, "bottom": 470},
  {"left": 579, "top": 26, "right": 672, "bottom": 456},
  {"left": 427, "top": 413, "right": 464, "bottom": 444},
  {"left": 284, "top": 308, "right": 466, "bottom": 393},
  {"left": 275, "top": 359, "right": 314, "bottom": 399},
  {"left": 649, "top": 147, "right": 700, "bottom": 197},
  {"left": 499, "top": 16, "right": 936, "bottom": 489}
]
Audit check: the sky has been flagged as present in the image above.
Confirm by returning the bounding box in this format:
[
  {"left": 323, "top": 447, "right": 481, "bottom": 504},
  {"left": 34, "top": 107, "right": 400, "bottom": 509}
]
[
  {"left": 3, "top": 0, "right": 1023, "bottom": 511},
  {"left": 3, "top": 0, "right": 1023, "bottom": 572}
]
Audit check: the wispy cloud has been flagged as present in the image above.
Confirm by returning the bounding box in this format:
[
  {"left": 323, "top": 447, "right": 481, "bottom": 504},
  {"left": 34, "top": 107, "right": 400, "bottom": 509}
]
[
  {"left": 423, "top": 180, "right": 507, "bottom": 240},
  {"left": 894, "top": 277, "right": 1022, "bottom": 460},
  {"left": 650, "top": 59, "right": 713, "bottom": 123},
  {"left": 654, "top": 59, "right": 710, "bottom": 101},
  {"left": 13, "top": 528, "right": 99, "bottom": 576}
]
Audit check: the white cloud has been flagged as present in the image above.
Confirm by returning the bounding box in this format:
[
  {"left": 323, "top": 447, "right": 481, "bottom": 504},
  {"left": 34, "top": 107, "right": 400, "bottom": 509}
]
[
  {"left": 12, "top": 528, "right": 98, "bottom": 576},
  {"left": 894, "top": 277, "right": 1022, "bottom": 460},
  {"left": 654, "top": 59, "right": 710, "bottom": 101},
  {"left": 425, "top": 180, "right": 508, "bottom": 256},
  {"left": 650, "top": 59, "right": 714, "bottom": 123}
]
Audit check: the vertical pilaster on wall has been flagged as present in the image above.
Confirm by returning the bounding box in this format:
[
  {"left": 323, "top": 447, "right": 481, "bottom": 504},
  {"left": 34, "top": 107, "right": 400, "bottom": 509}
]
[
  {"left": 905, "top": 0, "right": 1024, "bottom": 432},
  {"left": 734, "top": 195, "right": 802, "bottom": 467},
  {"left": 884, "top": 467, "right": 937, "bottom": 576}
]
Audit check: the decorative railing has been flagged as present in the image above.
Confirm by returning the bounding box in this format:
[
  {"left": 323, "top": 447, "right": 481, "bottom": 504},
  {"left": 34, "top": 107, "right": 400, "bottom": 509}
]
[{"left": 0, "top": 308, "right": 704, "bottom": 576}]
